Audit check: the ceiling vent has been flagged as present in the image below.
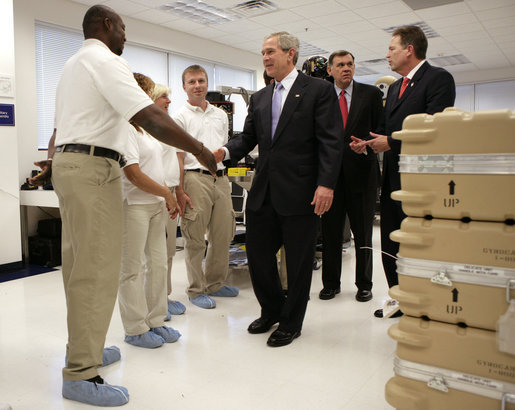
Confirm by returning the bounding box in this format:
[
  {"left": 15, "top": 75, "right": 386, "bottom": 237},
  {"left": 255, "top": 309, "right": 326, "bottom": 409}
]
[
  {"left": 402, "top": 0, "right": 463, "bottom": 11},
  {"left": 230, "top": 0, "right": 278, "bottom": 17},
  {"left": 429, "top": 54, "right": 471, "bottom": 66},
  {"left": 383, "top": 21, "right": 440, "bottom": 39},
  {"left": 298, "top": 41, "right": 328, "bottom": 57}
]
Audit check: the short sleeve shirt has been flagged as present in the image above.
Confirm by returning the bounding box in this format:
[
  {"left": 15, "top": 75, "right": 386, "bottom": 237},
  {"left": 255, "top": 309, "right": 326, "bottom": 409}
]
[
  {"left": 122, "top": 126, "right": 166, "bottom": 205},
  {"left": 54, "top": 39, "right": 153, "bottom": 155},
  {"left": 172, "top": 101, "right": 228, "bottom": 171}
]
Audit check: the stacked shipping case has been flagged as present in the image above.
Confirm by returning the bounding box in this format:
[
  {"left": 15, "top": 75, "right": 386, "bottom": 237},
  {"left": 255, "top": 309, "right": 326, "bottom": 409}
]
[{"left": 383, "top": 108, "right": 515, "bottom": 409}]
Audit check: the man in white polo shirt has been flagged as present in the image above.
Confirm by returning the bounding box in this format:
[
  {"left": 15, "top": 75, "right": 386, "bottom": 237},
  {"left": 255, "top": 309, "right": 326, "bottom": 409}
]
[
  {"left": 31, "top": 5, "right": 216, "bottom": 407},
  {"left": 174, "top": 65, "right": 237, "bottom": 310}
]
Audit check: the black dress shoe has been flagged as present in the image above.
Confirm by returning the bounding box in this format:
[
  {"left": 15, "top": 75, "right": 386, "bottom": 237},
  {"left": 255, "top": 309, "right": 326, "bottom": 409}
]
[
  {"left": 374, "top": 309, "right": 403, "bottom": 318},
  {"left": 355, "top": 289, "right": 372, "bottom": 302},
  {"left": 247, "top": 317, "right": 278, "bottom": 334},
  {"left": 319, "top": 287, "right": 341, "bottom": 300},
  {"left": 267, "top": 329, "right": 301, "bottom": 347}
]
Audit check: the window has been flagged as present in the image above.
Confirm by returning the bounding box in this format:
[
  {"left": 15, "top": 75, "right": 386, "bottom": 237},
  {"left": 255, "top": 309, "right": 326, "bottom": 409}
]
[{"left": 35, "top": 22, "right": 255, "bottom": 149}]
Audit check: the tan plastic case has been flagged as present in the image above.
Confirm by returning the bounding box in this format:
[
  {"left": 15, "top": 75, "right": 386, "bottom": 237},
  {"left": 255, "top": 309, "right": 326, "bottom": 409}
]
[
  {"left": 388, "top": 316, "right": 515, "bottom": 385},
  {"left": 386, "top": 358, "right": 515, "bottom": 410},
  {"left": 390, "top": 217, "right": 515, "bottom": 329},
  {"left": 390, "top": 108, "right": 515, "bottom": 221}
]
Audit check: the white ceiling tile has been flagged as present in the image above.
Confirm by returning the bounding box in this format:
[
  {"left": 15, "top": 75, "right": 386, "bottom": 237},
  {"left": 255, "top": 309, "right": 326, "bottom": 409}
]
[
  {"left": 240, "top": 28, "right": 275, "bottom": 41},
  {"left": 328, "top": 19, "right": 377, "bottom": 35},
  {"left": 414, "top": 2, "right": 472, "bottom": 20},
  {"left": 445, "top": 63, "right": 479, "bottom": 72},
  {"left": 436, "top": 23, "right": 485, "bottom": 36},
  {"left": 103, "top": 0, "right": 147, "bottom": 15},
  {"left": 249, "top": 10, "right": 305, "bottom": 26},
  {"left": 465, "top": 0, "right": 515, "bottom": 12},
  {"left": 310, "top": 10, "right": 363, "bottom": 26},
  {"left": 296, "top": 27, "right": 340, "bottom": 42},
  {"left": 487, "top": 25, "right": 515, "bottom": 37},
  {"left": 270, "top": 19, "right": 313, "bottom": 34},
  {"left": 370, "top": 12, "right": 420, "bottom": 28},
  {"left": 162, "top": 18, "right": 206, "bottom": 32},
  {"left": 70, "top": 0, "right": 109, "bottom": 5},
  {"left": 215, "top": 20, "right": 264, "bottom": 34},
  {"left": 291, "top": 0, "right": 348, "bottom": 18},
  {"left": 131, "top": 8, "right": 175, "bottom": 24},
  {"left": 129, "top": 0, "right": 173, "bottom": 7},
  {"left": 475, "top": 5, "right": 515, "bottom": 20},
  {"left": 271, "top": 0, "right": 316, "bottom": 8},
  {"left": 445, "top": 29, "right": 490, "bottom": 43},
  {"left": 187, "top": 26, "right": 228, "bottom": 40},
  {"left": 354, "top": 1, "right": 412, "bottom": 19},
  {"left": 337, "top": 0, "right": 393, "bottom": 8},
  {"left": 425, "top": 13, "right": 479, "bottom": 29},
  {"left": 481, "top": 16, "right": 515, "bottom": 30}
]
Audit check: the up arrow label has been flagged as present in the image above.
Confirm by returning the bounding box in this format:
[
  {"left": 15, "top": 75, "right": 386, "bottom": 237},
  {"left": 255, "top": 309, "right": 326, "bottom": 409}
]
[
  {"left": 449, "top": 180, "right": 456, "bottom": 195},
  {"left": 452, "top": 288, "right": 459, "bottom": 303}
]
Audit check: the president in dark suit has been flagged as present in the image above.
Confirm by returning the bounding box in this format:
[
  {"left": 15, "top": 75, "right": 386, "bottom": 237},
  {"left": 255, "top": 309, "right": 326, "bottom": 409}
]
[
  {"left": 351, "top": 25, "right": 455, "bottom": 318},
  {"left": 319, "top": 50, "right": 383, "bottom": 303},
  {"left": 214, "top": 32, "right": 343, "bottom": 347}
]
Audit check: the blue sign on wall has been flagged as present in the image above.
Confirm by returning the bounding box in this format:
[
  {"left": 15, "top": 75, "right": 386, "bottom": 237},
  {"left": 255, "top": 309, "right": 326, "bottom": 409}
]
[{"left": 0, "top": 104, "right": 15, "bottom": 126}]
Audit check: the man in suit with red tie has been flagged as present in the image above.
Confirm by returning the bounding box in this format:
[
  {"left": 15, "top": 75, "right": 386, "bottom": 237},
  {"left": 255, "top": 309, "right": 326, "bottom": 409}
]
[
  {"left": 351, "top": 25, "right": 455, "bottom": 318},
  {"left": 319, "top": 50, "right": 383, "bottom": 303},
  {"left": 214, "top": 32, "right": 343, "bottom": 347}
]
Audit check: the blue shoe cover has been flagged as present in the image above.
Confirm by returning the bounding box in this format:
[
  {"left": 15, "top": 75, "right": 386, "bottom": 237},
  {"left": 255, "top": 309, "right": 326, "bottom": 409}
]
[
  {"left": 124, "top": 331, "right": 164, "bottom": 348},
  {"left": 164, "top": 311, "right": 172, "bottom": 322},
  {"left": 102, "top": 346, "right": 121, "bottom": 366},
  {"left": 208, "top": 285, "right": 239, "bottom": 297},
  {"left": 62, "top": 379, "right": 129, "bottom": 407},
  {"left": 65, "top": 346, "right": 121, "bottom": 367},
  {"left": 151, "top": 326, "right": 181, "bottom": 343},
  {"left": 168, "top": 300, "right": 186, "bottom": 315},
  {"left": 189, "top": 295, "right": 216, "bottom": 309}
]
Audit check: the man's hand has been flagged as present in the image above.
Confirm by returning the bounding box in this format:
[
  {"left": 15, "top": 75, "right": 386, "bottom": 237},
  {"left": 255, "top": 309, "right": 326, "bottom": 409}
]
[
  {"left": 311, "top": 186, "right": 334, "bottom": 216},
  {"left": 366, "top": 132, "right": 390, "bottom": 153},
  {"left": 349, "top": 136, "right": 368, "bottom": 154},
  {"left": 28, "top": 160, "right": 52, "bottom": 186},
  {"left": 195, "top": 146, "right": 217, "bottom": 176},
  {"left": 175, "top": 188, "right": 193, "bottom": 217},
  {"left": 212, "top": 148, "right": 226, "bottom": 163}
]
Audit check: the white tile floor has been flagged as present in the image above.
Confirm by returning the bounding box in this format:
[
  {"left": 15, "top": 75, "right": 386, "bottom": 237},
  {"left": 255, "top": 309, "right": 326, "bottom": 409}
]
[{"left": 0, "top": 225, "right": 397, "bottom": 409}]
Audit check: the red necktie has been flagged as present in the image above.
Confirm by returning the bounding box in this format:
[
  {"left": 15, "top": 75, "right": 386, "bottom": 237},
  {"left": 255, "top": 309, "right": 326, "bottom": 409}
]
[
  {"left": 339, "top": 91, "right": 348, "bottom": 128},
  {"left": 398, "top": 77, "right": 410, "bottom": 98}
]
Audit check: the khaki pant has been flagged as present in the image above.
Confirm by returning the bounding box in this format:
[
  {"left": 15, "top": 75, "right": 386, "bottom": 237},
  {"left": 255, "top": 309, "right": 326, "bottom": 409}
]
[
  {"left": 52, "top": 152, "right": 122, "bottom": 381},
  {"left": 181, "top": 172, "right": 235, "bottom": 298},
  {"left": 165, "top": 187, "right": 178, "bottom": 296},
  {"left": 119, "top": 201, "right": 168, "bottom": 335}
]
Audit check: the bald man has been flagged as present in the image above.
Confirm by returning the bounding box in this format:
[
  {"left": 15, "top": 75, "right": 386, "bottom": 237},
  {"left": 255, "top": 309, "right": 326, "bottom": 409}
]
[{"left": 31, "top": 5, "right": 215, "bottom": 407}]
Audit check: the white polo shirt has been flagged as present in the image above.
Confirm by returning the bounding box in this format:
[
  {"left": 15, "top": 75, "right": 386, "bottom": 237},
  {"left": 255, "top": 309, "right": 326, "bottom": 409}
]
[
  {"left": 54, "top": 38, "right": 153, "bottom": 155},
  {"left": 172, "top": 101, "right": 228, "bottom": 171},
  {"left": 161, "top": 143, "right": 180, "bottom": 187},
  {"left": 122, "top": 126, "right": 166, "bottom": 205}
]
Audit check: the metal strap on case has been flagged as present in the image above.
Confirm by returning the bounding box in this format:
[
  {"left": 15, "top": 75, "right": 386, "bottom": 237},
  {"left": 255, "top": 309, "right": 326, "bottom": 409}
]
[
  {"left": 396, "top": 256, "right": 515, "bottom": 288},
  {"left": 399, "top": 153, "right": 515, "bottom": 174},
  {"left": 393, "top": 356, "right": 515, "bottom": 401}
]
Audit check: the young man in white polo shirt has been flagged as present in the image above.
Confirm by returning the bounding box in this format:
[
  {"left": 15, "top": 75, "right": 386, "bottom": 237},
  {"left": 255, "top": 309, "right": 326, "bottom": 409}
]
[
  {"left": 30, "top": 6, "right": 216, "bottom": 407},
  {"left": 174, "top": 65, "right": 237, "bottom": 309}
]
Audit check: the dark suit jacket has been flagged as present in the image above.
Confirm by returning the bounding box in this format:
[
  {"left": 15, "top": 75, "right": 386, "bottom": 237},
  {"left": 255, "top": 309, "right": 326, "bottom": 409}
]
[
  {"left": 341, "top": 81, "right": 383, "bottom": 192},
  {"left": 226, "top": 71, "right": 344, "bottom": 216},
  {"left": 381, "top": 61, "right": 455, "bottom": 192}
]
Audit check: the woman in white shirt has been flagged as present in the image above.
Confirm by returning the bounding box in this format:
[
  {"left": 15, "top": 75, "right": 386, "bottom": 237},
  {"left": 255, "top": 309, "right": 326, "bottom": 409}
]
[
  {"left": 119, "top": 74, "right": 181, "bottom": 348},
  {"left": 151, "top": 84, "right": 186, "bottom": 318}
]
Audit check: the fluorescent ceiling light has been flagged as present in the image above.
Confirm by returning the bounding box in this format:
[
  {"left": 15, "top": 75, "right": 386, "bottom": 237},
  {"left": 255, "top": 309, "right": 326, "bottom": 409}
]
[{"left": 159, "top": 0, "right": 240, "bottom": 25}]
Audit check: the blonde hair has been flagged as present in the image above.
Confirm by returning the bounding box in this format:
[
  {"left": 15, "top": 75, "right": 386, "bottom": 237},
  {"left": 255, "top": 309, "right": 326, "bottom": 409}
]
[{"left": 151, "top": 83, "right": 171, "bottom": 102}]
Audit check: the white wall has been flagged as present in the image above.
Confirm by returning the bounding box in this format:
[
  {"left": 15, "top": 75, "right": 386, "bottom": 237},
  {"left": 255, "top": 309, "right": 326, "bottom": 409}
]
[
  {"left": 0, "top": 0, "right": 22, "bottom": 265},
  {"left": 13, "top": 0, "right": 264, "bottom": 183}
]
